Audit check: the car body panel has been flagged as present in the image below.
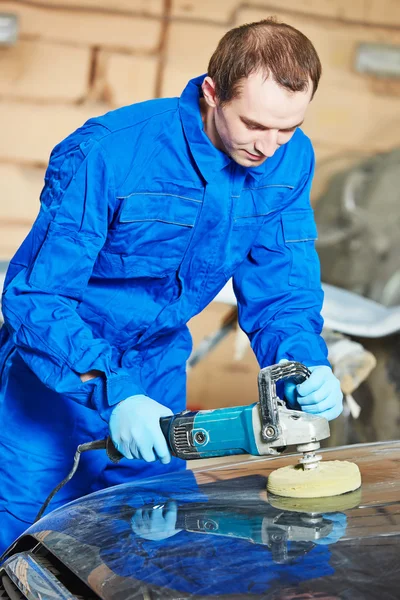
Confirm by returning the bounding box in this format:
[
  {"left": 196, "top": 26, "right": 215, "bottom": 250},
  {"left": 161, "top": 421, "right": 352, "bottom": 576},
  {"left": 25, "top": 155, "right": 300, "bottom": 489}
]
[{"left": 2, "top": 441, "right": 400, "bottom": 599}]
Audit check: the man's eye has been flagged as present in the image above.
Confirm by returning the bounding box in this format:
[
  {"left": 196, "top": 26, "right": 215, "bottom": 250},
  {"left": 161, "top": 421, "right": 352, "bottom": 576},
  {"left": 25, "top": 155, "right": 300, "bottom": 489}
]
[{"left": 248, "top": 124, "right": 266, "bottom": 131}]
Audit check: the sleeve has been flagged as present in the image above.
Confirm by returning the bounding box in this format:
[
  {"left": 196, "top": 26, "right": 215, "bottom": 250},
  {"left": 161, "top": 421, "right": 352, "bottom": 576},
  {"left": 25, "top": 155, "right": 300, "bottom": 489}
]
[
  {"left": 1, "top": 138, "right": 146, "bottom": 422},
  {"left": 232, "top": 147, "right": 330, "bottom": 369}
]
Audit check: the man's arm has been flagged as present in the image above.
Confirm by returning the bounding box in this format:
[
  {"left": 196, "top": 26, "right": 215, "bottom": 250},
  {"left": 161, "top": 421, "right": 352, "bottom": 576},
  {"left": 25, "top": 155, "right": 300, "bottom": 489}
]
[
  {"left": 2, "top": 137, "right": 146, "bottom": 422},
  {"left": 232, "top": 148, "right": 342, "bottom": 420},
  {"left": 232, "top": 207, "right": 329, "bottom": 366}
]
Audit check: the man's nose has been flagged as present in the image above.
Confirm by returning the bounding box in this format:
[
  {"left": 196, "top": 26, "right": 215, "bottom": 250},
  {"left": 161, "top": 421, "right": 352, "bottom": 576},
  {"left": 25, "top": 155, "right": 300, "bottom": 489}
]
[{"left": 255, "top": 130, "right": 279, "bottom": 158}]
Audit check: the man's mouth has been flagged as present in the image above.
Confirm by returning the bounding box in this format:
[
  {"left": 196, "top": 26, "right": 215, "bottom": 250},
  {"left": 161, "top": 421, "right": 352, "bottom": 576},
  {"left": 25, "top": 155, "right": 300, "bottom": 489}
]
[{"left": 243, "top": 149, "right": 264, "bottom": 161}]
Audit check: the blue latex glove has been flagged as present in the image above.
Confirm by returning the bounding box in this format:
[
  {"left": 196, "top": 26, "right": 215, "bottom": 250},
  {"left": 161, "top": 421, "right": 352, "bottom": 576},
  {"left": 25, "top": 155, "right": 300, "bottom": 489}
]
[
  {"left": 109, "top": 395, "right": 173, "bottom": 463},
  {"left": 131, "top": 500, "right": 182, "bottom": 541},
  {"left": 280, "top": 361, "right": 343, "bottom": 421}
]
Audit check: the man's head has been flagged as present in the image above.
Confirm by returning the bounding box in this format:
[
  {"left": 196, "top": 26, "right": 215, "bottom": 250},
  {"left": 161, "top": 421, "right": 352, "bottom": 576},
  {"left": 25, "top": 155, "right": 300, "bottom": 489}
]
[{"left": 201, "top": 18, "right": 321, "bottom": 167}]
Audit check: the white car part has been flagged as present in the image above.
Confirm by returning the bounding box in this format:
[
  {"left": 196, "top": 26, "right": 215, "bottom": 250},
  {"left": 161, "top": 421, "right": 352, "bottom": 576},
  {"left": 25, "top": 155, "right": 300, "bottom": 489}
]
[{"left": 214, "top": 280, "right": 400, "bottom": 338}]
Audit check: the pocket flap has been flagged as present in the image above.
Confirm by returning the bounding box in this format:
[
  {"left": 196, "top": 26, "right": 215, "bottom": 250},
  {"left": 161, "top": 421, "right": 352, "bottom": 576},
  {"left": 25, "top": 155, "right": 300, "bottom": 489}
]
[
  {"left": 119, "top": 193, "right": 201, "bottom": 227},
  {"left": 281, "top": 210, "right": 318, "bottom": 242}
]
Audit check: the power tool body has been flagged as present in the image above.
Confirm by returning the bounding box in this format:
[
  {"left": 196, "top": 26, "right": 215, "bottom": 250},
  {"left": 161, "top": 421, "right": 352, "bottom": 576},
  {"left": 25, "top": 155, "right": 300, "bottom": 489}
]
[{"left": 155, "top": 362, "right": 329, "bottom": 465}]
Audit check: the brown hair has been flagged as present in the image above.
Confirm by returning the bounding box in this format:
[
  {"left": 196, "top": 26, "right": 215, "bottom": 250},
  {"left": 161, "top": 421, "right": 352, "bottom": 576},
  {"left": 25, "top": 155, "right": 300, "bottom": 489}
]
[{"left": 207, "top": 18, "right": 322, "bottom": 105}]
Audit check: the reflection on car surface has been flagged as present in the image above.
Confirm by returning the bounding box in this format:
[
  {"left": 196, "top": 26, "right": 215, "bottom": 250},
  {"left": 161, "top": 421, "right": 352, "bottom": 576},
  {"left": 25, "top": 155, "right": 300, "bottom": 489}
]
[{"left": 1, "top": 441, "right": 400, "bottom": 599}]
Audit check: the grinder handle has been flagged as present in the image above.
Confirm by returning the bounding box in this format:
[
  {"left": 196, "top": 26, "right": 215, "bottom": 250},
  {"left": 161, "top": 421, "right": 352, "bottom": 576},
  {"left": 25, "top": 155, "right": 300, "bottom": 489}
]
[
  {"left": 258, "top": 361, "right": 311, "bottom": 444},
  {"left": 105, "top": 415, "right": 174, "bottom": 463}
]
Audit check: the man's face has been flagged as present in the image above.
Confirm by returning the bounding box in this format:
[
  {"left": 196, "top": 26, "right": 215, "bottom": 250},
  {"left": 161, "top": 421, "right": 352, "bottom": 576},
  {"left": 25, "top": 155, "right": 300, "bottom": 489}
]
[{"left": 204, "top": 71, "right": 313, "bottom": 167}]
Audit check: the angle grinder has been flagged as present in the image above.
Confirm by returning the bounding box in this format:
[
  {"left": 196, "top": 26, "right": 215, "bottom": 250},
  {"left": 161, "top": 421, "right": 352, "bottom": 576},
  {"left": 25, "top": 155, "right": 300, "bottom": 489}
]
[{"left": 35, "top": 361, "right": 330, "bottom": 522}]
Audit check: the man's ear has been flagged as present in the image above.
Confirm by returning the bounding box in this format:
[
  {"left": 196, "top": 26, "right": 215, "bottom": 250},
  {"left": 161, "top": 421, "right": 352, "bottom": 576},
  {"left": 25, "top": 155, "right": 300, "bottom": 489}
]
[{"left": 201, "top": 76, "right": 218, "bottom": 108}]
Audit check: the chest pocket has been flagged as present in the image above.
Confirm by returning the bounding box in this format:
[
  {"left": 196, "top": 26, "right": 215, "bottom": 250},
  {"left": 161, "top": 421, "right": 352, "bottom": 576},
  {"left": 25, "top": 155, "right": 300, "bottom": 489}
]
[
  {"left": 102, "top": 192, "right": 202, "bottom": 277},
  {"left": 224, "top": 185, "right": 292, "bottom": 277},
  {"left": 281, "top": 209, "right": 320, "bottom": 288}
]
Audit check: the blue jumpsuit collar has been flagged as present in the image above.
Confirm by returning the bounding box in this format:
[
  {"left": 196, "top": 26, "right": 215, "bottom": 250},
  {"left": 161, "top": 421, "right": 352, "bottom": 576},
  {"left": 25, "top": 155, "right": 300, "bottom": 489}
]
[
  {"left": 179, "top": 75, "right": 268, "bottom": 182},
  {"left": 179, "top": 74, "right": 230, "bottom": 182}
]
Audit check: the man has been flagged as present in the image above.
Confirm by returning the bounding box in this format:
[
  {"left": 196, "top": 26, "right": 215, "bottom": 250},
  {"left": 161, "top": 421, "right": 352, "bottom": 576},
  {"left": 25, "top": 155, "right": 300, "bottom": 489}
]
[{"left": 0, "top": 18, "right": 342, "bottom": 553}]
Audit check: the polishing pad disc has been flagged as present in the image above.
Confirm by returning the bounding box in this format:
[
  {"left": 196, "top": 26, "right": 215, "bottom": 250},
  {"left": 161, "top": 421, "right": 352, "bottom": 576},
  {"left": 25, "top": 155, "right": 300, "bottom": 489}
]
[
  {"left": 267, "top": 460, "right": 362, "bottom": 498},
  {"left": 267, "top": 487, "right": 362, "bottom": 513}
]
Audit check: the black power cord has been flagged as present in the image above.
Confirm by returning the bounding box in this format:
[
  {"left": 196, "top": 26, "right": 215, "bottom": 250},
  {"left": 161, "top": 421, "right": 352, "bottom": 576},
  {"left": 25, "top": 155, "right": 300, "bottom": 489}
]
[{"left": 34, "top": 440, "right": 107, "bottom": 523}]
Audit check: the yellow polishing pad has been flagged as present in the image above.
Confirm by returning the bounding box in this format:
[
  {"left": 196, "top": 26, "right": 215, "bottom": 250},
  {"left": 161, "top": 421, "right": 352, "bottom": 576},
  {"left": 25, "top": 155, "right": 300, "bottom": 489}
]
[
  {"left": 267, "top": 460, "right": 362, "bottom": 499},
  {"left": 267, "top": 487, "right": 362, "bottom": 513}
]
